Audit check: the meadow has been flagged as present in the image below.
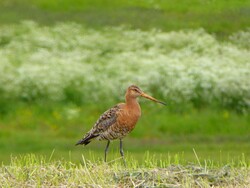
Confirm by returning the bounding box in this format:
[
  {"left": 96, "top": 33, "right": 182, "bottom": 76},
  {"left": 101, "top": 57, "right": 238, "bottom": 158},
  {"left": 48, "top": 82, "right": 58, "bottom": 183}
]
[{"left": 0, "top": 0, "right": 250, "bottom": 187}]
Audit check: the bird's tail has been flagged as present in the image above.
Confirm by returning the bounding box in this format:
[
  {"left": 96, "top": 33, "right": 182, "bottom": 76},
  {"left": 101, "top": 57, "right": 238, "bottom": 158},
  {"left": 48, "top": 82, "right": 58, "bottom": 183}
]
[{"left": 75, "top": 134, "right": 97, "bottom": 146}]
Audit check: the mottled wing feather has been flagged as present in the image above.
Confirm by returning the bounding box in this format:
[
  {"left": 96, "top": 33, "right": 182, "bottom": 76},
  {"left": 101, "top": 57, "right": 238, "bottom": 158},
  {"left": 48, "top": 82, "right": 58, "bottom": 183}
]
[
  {"left": 93, "top": 105, "right": 120, "bottom": 134},
  {"left": 82, "top": 104, "right": 121, "bottom": 140},
  {"left": 75, "top": 105, "right": 121, "bottom": 145}
]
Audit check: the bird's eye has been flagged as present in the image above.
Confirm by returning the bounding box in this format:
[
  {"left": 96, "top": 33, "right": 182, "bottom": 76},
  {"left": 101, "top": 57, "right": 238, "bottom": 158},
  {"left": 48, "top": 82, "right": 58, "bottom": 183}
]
[{"left": 133, "top": 89, "right": 139, "bottom": 93}]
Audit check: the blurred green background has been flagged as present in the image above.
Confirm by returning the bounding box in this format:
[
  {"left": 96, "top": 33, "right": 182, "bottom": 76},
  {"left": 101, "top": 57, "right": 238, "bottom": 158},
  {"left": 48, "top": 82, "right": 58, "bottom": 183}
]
[{"left": 0, "top": 0, "right": 249, "bottom": 164}]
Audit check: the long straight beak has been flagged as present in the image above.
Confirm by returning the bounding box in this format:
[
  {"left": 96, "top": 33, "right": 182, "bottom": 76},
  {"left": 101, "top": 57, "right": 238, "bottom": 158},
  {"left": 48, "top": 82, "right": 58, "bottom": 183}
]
[{"left": 141, "top": 92, "right": 166, "bottom": 105}]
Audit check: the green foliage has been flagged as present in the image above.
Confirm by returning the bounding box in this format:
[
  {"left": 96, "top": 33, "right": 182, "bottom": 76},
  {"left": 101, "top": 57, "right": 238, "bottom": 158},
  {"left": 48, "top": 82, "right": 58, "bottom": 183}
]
[{"left": 0, "top": 22, "right": 249, "bottom": 112}]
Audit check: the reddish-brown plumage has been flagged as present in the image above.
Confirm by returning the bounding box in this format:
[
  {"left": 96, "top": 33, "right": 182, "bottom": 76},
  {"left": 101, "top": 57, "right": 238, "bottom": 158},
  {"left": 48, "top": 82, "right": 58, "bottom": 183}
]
[{"left": 76, "top": 85, "right": 166, "bottom": 163}]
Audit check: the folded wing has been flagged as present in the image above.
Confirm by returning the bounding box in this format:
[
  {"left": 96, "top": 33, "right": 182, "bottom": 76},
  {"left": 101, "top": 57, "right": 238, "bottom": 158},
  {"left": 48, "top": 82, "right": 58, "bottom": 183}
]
[{"left": 75, "top": 104, "right": 121, "bottom": 145}]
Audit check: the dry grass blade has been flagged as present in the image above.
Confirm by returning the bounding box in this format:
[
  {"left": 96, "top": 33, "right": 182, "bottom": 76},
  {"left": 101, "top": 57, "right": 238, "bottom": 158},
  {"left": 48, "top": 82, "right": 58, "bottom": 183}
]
[{"left": 0, "top": 154, "right": 249, "bottom": 187}]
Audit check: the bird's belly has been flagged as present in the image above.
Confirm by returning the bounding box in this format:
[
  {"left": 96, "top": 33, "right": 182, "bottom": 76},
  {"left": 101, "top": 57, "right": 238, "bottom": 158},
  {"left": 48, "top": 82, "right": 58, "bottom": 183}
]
[{"left": 100, "top": 125, "right": 131, "bottom": 140}]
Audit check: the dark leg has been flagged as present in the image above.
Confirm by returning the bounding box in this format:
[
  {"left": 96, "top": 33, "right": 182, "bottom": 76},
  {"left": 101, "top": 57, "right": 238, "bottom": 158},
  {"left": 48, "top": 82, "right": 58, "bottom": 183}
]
[
  {"left": 119, "top": 139, "right": 126, "bottom": 167},
  {"left": 104, "top": 140, "right": 110, "bottom": 162}
]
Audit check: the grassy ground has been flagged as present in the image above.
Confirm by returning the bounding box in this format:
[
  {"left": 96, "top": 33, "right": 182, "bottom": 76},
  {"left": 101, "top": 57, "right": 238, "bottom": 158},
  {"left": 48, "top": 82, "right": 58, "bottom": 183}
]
[
  {"left": 0, "top": 0, "right": 249, "bottom": 38},
  {"left": 1, "top": 154, "right": 249, "bottom": 187},
  {"left": 0, "top": 104, "right": 249, "bottom": 164}
]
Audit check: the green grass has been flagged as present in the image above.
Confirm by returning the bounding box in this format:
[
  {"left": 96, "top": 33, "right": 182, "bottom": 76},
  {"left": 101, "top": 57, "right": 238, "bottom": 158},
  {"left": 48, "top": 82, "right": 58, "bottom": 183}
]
[
  {"left": 0, "top": 103, "right": 249, "bottom": 164},
  {"left": 0, "top": 0, "right": 249, "bottom": 38},
  {"left": 1, "top": 154, "right": 249, "bottom": 187}
]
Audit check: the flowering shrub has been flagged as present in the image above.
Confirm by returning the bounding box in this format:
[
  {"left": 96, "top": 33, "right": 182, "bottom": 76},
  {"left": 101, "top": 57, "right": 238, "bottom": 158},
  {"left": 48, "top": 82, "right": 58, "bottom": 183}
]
[{"left": 0, "top": 21, "right": 249, "bottom": 111}]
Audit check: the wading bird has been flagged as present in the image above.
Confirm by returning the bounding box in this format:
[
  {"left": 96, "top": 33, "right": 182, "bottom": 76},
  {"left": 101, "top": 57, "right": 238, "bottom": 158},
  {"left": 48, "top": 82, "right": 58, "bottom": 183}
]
[{"left": 75, "top": 85, "right": 166, "bottom": 164}]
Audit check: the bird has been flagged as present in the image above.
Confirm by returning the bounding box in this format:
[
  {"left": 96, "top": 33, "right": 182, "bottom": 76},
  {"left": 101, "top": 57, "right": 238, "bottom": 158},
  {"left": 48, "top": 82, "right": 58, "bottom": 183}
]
[{"left": 75, "top": 85, "right": 166, "bottom": 164}]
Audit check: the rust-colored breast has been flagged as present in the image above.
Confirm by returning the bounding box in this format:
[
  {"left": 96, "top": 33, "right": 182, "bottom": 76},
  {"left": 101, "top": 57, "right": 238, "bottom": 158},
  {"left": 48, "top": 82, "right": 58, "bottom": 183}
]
[
  {"left": 116, "top": 107, "right": 141, "bottom": 130},
  {"left": 94, "top": 101, "right": 141, "bottom": 141},
  {"left": 105, "top": 102, "right": 141, "bottom": 140}
]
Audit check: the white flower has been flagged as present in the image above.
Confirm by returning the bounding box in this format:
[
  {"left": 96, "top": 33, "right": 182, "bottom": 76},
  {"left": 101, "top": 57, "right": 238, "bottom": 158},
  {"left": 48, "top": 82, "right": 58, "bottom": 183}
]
[{"left": 0, "top": 21, "right": 249, "bottom": 111}]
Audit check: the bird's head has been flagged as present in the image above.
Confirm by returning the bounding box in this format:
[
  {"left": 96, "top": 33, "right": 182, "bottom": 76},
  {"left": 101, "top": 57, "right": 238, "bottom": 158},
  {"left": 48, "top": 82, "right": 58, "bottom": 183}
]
[{"left": 126, "top": 85, "right": 166, "bottom": 105}]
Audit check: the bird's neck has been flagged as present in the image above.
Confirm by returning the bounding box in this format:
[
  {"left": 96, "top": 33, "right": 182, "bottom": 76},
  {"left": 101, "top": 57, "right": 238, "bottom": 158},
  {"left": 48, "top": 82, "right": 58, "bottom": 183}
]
[{"left": 125, "top": 96, "right": 141, "bottom": 112}]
